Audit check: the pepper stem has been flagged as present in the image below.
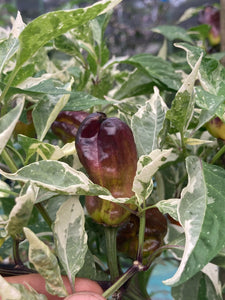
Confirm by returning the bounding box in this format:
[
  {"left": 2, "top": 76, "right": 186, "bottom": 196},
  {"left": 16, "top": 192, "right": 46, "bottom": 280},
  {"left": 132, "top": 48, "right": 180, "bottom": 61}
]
[
  {"left": 137, "top": 208, "right": 146, "bottom": 262},
  {"left": 104, "top": 226, "right": 119, "bottom": 282},
  {"left": 102, "top": 260, "right": 144, "bottom": 298}
]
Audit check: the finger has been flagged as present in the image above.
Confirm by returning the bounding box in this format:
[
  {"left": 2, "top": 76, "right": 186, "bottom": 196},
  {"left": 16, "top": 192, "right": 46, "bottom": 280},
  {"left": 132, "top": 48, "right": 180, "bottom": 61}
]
[
  {"left": 65, "top": 292, "right": 106, "bottom": 300},
  {"left": 4, "top": 274, "right": 103, "bottom": 300}
]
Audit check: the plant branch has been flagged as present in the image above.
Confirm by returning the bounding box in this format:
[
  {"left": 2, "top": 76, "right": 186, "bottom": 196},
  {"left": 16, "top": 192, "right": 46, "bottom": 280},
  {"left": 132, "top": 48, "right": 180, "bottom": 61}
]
[
  {"left": 102, "top": 261, "right": 144, "bottom": 299},
  {"left": 1, "top": 149, "right": 18, "bottom": 173}
]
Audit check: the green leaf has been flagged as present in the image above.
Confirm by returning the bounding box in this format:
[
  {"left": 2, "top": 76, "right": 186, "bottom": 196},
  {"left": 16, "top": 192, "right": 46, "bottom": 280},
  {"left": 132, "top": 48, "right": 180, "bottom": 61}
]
[
  {"left": 0, "top": 160, "right": 110, "bottom": 196},
  {"left": 24, "top": 227, "right": 68, "bottom": 297},
  {"left": 164, "top": 156, "right": 225, "bottom": 287},
  {"left": 114, "top": 69, "right": 155, "bottom": 100},
  {"left": 63, "top": 91, "right": 107, "bottom": 110},
  {"left": 166, "top": 53, "right": 202, "bottom": 133},
  {"left": 132, "top": 149, "right": 173, "bottom": 205},
  {"left": 123, "top": 53, "right": 181, "bottom": 91},
  {"left": 131, "top": 86, "right": 168, "bottom": 156},
  {"left": 77, "top": 249, "right": 97, "bottom": 279},
  {"left": 172, "top": 265, "right": 222, "bottom": 300},
  {"left": 15, "top": 0, "right": 122, "bottom": 69},
  {"left": 152, "top": 25, "right": 193, "bottom": 43},
  {"left": 0, "top": 78, "right": 71, "bottom": 101},
  {"left": 6, "top": 183, "right": 38, "bottom": 237},
  {"left": 0, "top": 97, "right": 24, "bottom": 154},
  {"left": 33, "top": 80, "right": 73, "bottom": 141},
  {"left": 54, "top": 197, "right": 88, "bottom": 288}
]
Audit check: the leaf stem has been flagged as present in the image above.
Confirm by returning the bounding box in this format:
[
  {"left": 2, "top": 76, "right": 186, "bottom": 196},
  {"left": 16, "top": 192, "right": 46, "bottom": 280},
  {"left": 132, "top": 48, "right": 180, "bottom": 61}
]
[
  {"left": 104, "top": 226, "right": 119, "bottom": 282},
  {"left": 0, "top": 69, "right": 18, "bottom": 114},
  {"left": 211, "top": 144, "right": 225, "bottom": 164},
  {"left": 1, "top": 149, "right": 18, "bottom": 173},
  {"left": 35, "top": 203, "right": 53, "bottom": 229},
  {"left": 137, "top": 209, "right": 146, "bottom": 262}
]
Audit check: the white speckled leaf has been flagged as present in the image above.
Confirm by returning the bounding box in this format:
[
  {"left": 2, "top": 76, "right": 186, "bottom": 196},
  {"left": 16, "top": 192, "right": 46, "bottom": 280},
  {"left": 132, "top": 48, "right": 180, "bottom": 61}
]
[
  {"left": 24, "top": 227, "right": 68, "bottom": 297},
  {"left": 166, "top": 53, "right": 202, "bottom": 133},
  {"left": 0, "top": 97, "right": 24, "bottom": 154},
  {"left": 0, "top": 160, "right": 110, "bottom": 196},
  {"left": 54, "top": 197, "right": 88, "bottom": 287},
  {"left": 132, "top": 149, "right": 173, "bottom": 205},
  {"left": 0, "top": 12, "right": 25, "bottom": 73},
  {"left": 131, "top": 86, "right": 168, "bottom": 156},
  {"left": 16, "top": 0, "right": 122, "bottom": 69},
  {"left": 164, "top": 156, "right": 225, "bottom": 287}
]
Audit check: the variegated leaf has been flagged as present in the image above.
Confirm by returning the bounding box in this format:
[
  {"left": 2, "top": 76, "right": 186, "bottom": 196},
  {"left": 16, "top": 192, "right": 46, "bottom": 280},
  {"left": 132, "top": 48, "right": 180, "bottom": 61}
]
[
  {"left": 132, "top": 149, "right": 173, "bottom": 205},
  {"left": 131, "top": 86, "right": 168, "bottom": 156},
  {"left": 0, "top": 160, "right": 110, "bottom": 196},
  {"left": 54, "top": 197, "right": 87, "bottom": 288},
  {"left": 6, "top": 183, "right": 39, "bottom": 237},
  {"left": 0, "top": 97, "right": 24, "bottom": 154},
  {"left": 23, "top": 227, "right": 68, "bottom": 297}
]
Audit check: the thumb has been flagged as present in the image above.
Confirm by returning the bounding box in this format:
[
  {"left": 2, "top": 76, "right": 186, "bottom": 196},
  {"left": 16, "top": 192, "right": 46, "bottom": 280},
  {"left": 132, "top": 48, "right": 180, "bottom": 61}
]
[{"left": 65, "top": 292, "right": 106, "bottom": 300}]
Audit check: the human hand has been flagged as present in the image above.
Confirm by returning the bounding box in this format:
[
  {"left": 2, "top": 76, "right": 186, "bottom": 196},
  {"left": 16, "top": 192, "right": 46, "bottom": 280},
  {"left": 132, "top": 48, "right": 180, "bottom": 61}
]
[{"left": 2, "top": 273, "right": 106, "bottom": 300}]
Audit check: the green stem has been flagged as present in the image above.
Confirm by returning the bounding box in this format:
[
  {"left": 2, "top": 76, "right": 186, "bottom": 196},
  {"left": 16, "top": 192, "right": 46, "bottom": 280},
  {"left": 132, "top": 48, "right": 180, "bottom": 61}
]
[
  {"left": 1, "top": 149, "right": 18, "bottom": 173},
  {"left": 137, "top": 209, "right": 146, "bottom": 262},
  {"left": 104, "top": 226, "right": 119, "bottom": 282},
  {"left": 211, "top": 144, "right": 225, "bottom": 164},
  {"left": 0, "top": 68, "right": 18, "bottom": 114},
  {"left": 181, "top": 132, "right": 187, "bottom": 158},
  {"left": 0, "top": 188, "right": 18, "bottom": 197},
  {"left": 102, "top": 261, "right": 144, "bottom": 299},
  {"left": 35, "top": 203, "right": 52, "bottom": 229},
  {"left": 13, "top": 238, "right": 23, "bottom": 266}
]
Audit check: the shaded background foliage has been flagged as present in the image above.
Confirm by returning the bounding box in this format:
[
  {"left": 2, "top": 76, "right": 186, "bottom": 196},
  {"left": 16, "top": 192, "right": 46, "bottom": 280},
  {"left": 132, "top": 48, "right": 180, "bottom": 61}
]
[{"left": 0, "top": 0, "right": 219, "bottom": 56}]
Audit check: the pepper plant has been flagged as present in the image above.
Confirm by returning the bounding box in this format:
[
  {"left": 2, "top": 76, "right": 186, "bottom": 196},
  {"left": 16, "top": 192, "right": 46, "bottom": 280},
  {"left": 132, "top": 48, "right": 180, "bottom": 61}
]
[{"left": 0, "top": 1, "right": 225, "bottom": 299}]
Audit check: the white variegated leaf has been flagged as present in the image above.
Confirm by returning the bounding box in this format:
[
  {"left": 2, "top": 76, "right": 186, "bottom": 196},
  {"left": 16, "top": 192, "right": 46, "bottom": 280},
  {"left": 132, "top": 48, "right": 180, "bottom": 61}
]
[
  {"left": 155, "top": 198, "right": 180, "bottom": 221},
  {"left": 6, "top": 183, "right": 39, "bottom": 237},
  {"left": 33, "top": 80, "right": 73, "bottom": 141},
  {"left": 131, "top": 86, "right": 168, "bottom": 156},
  {"left": 133, "top": 149, "right": 173, "bottom": 205},
  {"left": 0, "top": 97, "right": 24, "bottom": 154},
  {"left": 164, "top": 156, "right": 225, "bottom": 287},
  {"left": 24, "top": 227, "right": 68, "bottom": 297},
  {"left": 11, "top": 11, "right": 26, "bottom": 38},
  {"left": 0, "top": 160, "right": 110, "bottom": 196},
  {"left": 0, "top": 275, "right": 21, "bottom": 300},
  {"left": 202, "top": 263, "right": 222, "bottom": 299},
  {"left": 54, "top": 197, "right": 88, "bottom": 288}
]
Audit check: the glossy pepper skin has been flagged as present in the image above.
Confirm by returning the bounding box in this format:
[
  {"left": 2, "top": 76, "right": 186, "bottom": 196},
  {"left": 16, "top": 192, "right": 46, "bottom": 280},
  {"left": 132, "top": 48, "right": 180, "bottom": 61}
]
[
  {"left": 51, "top": 110, "right": 89, "bottom": 143},
  {"left": 75, "top": 112, "right": 138, "bottom": 226},
  {"left": 205, "top": 117, "right": 225, "bottom": 140},
  {"left": 117, "top": 208, "right": 167, "bottom": 263}
]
